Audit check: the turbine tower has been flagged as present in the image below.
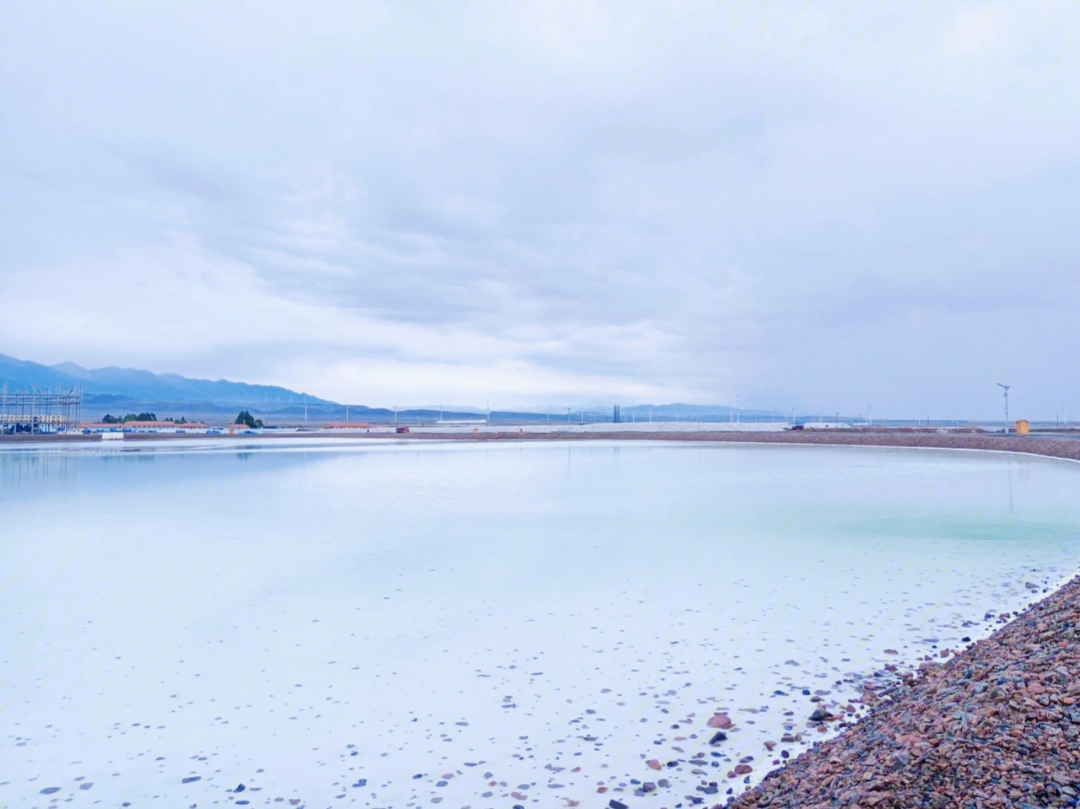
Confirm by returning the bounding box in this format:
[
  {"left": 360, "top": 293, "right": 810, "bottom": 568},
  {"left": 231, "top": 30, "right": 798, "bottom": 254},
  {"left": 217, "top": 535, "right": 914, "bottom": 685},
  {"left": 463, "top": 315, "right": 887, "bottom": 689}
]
[{"left": 997, "top": 383, "right": 1011, "bottom": 434}]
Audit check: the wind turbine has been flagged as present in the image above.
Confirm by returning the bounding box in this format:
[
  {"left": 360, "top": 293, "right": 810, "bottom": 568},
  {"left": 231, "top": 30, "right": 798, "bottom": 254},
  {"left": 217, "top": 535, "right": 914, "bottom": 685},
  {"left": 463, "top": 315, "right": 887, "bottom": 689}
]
[{"left": 997, "top": 383, "right": 1011, "bottom": 434}]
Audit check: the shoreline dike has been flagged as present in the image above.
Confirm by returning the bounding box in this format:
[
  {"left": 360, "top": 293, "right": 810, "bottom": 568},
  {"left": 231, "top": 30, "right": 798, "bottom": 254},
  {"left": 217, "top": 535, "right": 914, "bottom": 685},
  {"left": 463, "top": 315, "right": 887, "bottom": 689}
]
[
  {"left": 7, "top": 429, "right": 1080, "bottom": 465},
  {"left": 722, "top": 573, "right": 1080, "bottom": 809},
  {"left": 394, "top": 430, "right": 1080, "bottom": 463}
]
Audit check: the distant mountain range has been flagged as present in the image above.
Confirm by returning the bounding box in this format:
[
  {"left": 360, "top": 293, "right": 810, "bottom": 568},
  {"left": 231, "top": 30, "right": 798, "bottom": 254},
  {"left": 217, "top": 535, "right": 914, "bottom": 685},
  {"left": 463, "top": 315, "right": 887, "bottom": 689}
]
[
  {"left": 0, "top": 353, "right": 331, "bottom": 418},
  {"left": 0, "top": 353, "right": 790, "bottom": 424}
]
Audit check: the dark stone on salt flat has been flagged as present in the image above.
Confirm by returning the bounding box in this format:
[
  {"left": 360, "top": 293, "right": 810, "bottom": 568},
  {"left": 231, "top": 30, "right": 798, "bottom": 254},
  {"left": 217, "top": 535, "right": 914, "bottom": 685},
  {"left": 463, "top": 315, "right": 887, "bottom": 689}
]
[
  {"left": 609, "top": 801, "right": 629, "bottom": 809},
  {"left": 808, "top": 708, "right": 830, "bottom": 722},
  {"left": 79, "top": 783, "right": 93, "bottom": 790},
  {"left": 352, "top": 779, "right": 367, "bottom": 787},
  {"left": 709, "top": 731, "right": 728, "bottom": 745},
  {"left": 234, "top": 784, "right": 246, "bottom": 792},
  {"left": 182, "top": 776, "right": 201, "bottom": 783},
  {"left": 40, "top": 788, "right": 61, "bottom": 795}
]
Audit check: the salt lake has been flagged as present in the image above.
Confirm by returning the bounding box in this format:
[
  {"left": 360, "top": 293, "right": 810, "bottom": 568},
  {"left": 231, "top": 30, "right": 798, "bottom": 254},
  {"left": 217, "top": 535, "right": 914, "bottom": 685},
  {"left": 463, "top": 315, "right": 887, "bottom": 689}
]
[{"left": 2, "top": 439, "right": 1079, "bottom": 809}]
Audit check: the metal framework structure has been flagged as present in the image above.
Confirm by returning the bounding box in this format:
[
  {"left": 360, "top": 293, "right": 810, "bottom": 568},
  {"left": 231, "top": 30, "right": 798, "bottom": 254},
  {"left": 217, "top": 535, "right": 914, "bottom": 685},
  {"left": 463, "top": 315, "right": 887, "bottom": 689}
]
[{"left": 0, "top": 384, "right": 83, "bottom": 434}]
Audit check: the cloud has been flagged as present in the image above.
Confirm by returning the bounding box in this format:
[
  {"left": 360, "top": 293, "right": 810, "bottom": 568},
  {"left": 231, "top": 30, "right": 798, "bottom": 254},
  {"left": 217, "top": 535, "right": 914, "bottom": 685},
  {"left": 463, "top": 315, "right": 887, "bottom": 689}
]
[{"left": 1, "top": 1, "right": 1079, "bottom": 416}]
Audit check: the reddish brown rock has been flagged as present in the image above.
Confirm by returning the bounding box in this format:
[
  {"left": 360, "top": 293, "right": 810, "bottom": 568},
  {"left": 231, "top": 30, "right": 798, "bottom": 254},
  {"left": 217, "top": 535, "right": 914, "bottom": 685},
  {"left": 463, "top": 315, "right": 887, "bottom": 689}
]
[
  {"left": 726, "top": 574, "right": 1080, "bottom": 809},
  {"left": 708, "top": 713, "right": 733, "bottom": 729}
]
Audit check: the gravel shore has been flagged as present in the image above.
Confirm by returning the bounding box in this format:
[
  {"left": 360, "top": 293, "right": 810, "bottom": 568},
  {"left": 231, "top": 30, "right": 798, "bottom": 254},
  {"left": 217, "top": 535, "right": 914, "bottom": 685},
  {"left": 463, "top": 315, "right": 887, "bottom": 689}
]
[{"left": 722, "top": 574, "right": 1080, "bottom": 809}]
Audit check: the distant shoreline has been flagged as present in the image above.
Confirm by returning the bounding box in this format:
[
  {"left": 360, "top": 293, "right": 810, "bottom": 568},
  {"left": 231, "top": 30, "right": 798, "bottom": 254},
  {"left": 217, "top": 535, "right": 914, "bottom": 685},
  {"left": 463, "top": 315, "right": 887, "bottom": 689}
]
[
  {"left": 5, "top": 429, "right": 1080, "bottom": 464},
  {"left": 395, "top": 429, "right": 1080, "bottom": 462}
]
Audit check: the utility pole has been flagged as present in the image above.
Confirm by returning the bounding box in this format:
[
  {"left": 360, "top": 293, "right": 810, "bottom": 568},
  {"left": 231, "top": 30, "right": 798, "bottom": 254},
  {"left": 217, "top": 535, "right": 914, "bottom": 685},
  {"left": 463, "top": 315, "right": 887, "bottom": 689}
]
[{"left": 997, "top": 383, "right": 1011, "bottom": 434}]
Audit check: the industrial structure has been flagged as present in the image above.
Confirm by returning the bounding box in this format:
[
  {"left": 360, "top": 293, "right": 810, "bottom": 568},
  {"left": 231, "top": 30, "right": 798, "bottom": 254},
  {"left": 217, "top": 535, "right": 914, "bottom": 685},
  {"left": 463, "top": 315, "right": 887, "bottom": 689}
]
[{"left": 0, "top": 384, "right": 82, "bottom": 434}]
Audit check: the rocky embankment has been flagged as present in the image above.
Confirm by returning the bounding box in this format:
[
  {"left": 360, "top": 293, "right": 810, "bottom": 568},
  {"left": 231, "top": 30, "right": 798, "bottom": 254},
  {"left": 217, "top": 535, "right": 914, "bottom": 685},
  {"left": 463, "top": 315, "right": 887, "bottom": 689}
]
[{"left": 724, "top": 575, "right": 1080, "bottom": 809}]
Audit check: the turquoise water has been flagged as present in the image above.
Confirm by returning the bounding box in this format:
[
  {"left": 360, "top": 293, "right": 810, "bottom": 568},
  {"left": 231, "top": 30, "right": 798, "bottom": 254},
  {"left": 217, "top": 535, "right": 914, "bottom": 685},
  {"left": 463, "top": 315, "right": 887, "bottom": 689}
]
[{"left": 1, "top": 440, "right": 1078, "bottom": 808}]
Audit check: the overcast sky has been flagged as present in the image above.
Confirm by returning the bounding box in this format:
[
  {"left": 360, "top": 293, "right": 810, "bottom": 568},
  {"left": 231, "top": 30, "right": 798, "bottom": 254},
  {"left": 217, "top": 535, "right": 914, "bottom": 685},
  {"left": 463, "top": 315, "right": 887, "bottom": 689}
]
[{"left": 2, "top": 2, "right": 1078, "bottom": 417}]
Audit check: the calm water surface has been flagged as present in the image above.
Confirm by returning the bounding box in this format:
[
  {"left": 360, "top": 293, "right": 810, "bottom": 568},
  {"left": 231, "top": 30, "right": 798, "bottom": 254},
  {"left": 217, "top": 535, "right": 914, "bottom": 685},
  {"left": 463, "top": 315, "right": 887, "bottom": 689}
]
[{"left": 1, "top": 440, "right": 1079, "bottom": 808}]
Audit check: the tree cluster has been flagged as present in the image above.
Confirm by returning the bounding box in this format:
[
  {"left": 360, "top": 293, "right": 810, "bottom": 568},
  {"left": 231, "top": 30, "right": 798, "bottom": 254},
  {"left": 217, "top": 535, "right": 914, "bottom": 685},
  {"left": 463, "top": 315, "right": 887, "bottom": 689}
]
[
  {"left": 102, "top": 412, "right": 157, "bottom": 423},
  {"left": 234, "top": 410, "right": 264, "bottom": 428},
  {"left": 100, "top": 413, "right": 189, "bottom": 424}
]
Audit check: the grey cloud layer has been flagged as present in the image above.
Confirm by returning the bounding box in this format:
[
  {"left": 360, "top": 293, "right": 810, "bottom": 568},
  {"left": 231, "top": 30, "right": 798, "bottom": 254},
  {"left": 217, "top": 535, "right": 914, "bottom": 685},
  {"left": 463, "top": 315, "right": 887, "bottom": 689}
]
[{"left": 1, "top": 2, "right": 1078, "bottom": 415}]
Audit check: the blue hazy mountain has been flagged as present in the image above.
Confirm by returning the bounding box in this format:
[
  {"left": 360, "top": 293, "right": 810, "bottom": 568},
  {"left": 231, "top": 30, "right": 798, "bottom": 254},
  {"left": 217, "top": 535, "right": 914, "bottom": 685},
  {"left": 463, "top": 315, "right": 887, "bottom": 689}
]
[
  {"left": 0, "top": 353, "right": 330, "bottom": 406},
  {"left": 0, "top": 353, "right": 793, "bottom": 422}
]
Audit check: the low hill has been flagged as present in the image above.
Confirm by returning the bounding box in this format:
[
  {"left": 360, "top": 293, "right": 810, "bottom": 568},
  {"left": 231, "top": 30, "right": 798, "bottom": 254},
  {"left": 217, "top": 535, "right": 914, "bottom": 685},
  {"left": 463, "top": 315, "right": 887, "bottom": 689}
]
[{"left": 0, "top": 354, "right": 330, "bottom": 416}]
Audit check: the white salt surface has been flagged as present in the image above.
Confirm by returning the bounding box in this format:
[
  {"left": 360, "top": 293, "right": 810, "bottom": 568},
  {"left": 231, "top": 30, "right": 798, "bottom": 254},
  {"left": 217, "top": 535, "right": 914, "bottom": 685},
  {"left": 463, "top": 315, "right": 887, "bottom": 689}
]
[{"left": 1, "top": 440, "right": 1079, "bottom": 809}]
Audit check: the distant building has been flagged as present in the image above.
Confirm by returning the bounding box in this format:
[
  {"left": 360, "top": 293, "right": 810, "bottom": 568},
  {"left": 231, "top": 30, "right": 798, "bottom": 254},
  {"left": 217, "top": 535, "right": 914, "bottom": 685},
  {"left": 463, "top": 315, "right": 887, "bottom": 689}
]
[
  {"left": 80, "top": 423, "right": 123, "bottom": 434},
  {"left": 122, "top": 421, "right": 181, "bottom": 432},
  {"left": 1016, "top": 419, "right": 1030, "bottom": 435},
  {"left": 79, "top": 421, "right": 209, "bottom": 434}
]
